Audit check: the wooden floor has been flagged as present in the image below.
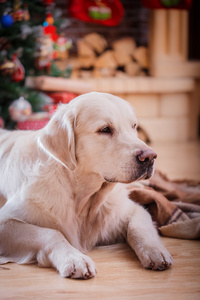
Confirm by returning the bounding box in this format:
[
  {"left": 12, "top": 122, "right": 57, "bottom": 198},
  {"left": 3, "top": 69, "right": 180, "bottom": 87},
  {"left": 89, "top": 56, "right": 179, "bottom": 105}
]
[{"left": 1, "top": 141, "right": 200, "bottom": 300}]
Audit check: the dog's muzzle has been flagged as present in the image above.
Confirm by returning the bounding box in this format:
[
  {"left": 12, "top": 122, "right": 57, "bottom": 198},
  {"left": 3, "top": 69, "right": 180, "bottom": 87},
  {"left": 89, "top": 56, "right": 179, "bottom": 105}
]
[{"left": 136, "top": 149, "right": 157, "bottom": 180}]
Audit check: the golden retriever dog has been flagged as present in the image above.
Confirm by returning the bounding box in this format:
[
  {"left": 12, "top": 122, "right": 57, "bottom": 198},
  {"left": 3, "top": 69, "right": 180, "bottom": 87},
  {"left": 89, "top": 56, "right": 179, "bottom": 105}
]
[{"left": 0, "top": 92, "right": 173, "bottom": 279}]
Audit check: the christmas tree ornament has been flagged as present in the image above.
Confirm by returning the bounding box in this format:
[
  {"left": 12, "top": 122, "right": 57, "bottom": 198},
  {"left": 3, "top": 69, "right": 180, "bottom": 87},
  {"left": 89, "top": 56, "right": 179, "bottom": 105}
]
[
  {"left": 13, "top": 0, "right": 24, "bottom": 21},
  {"left": 11, "top": 54, "right": 25, "bottom": 82},
  {"left": 0, "top": 14, "right": 14, "bottom": 28},
  {"left": 13, "top": 9, "right": 24, "bottom": 21},
  {"left": 9, "top": 97, "right": 32, "bottom": 122},
  {"left": 43, "top": 24, "right": 58, "bottom": 41},
  {"left": 45, "top": 12, "right": 54, "bottom": 25},
  {"left": 0, "top": 59, "right": 15, "bottom": 75},
  {"left": 23, "top": 4, "right": 30, "bottom": 21}
]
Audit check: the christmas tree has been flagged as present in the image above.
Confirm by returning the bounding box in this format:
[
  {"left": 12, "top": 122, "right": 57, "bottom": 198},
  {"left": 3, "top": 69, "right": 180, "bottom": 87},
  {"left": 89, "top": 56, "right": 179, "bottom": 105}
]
[{"left": 0, "top": 0, "right": 68, "bottom": 128}]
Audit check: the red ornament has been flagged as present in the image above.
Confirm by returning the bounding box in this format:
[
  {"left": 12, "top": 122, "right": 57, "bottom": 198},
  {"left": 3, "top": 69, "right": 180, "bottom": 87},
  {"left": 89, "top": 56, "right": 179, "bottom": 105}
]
[
  {"left": 69, "top": 0, "right": 124, "bottom": 27},
  {"left": 43, "top": 25, "right": 58, "bottom": 42},
  {"left": 142, "top": 0, "right": 192, "bottom": 10},
  {"left": 11, "top": 54, "right": 25, "bottom": 82}
]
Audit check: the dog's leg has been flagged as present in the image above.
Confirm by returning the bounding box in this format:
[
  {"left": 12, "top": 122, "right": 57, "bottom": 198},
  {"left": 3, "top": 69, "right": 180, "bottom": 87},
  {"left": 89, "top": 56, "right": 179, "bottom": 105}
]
[
  {"left": 127, "top": 204, "right": 173, "bottom": 270},
  {"left": 0, "top": 219, "right": 96, "bottom": 279}
]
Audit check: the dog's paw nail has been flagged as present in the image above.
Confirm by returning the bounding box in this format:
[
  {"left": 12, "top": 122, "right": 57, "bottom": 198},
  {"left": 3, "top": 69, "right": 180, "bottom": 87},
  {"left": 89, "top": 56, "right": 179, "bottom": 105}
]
[
  {"left": 162, "top": 261, "right": 168, "bottom": 267},
  {"left": 84, "top": 272, "right": 91, "bottom": 279},
  {"left": 137, "top": 245, "right": 173, "bottom": 271},
  {"left": 149, "top": 261, "right": 155, "bottom": 269}
]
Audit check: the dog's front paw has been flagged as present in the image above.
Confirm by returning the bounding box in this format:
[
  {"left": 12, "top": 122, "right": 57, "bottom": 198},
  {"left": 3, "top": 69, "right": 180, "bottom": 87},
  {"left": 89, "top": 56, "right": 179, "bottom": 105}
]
[
  {"left": 58, "top": 252, "right": 96, "bottom": 279},
  {"left": 37, "top": 239, "right": 97, "bottom": 279},
  {"left": 136, "top": 243, "right": 173, "bottom": 271}
]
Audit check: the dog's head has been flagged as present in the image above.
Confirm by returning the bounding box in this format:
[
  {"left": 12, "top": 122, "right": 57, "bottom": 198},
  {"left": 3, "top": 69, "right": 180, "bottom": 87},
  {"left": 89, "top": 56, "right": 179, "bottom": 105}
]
[{"left": 38, "top": 92, "right": 157, "bottom": 183}]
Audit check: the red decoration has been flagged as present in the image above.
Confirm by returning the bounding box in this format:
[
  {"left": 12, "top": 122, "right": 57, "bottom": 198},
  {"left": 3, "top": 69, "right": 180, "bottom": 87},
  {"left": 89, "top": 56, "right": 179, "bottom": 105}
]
[
  {"left": 43, "top": 25, "right": 58, "bottom": 42},
  {"left": 69, "top": 0, "right": 124, "bottom": 26},
  {"left": 13, "top": 9, "right": 24, "bottom": 21},
  {"left": 47, "top": 92, "right": 78, "bottom": 104},
  {"left": 142, "top": 0, "right": 192, "bottom": 10},
  {"left": 17, "top": 114, "right": 50, "bottom": 130},
  {"left": 11, "top": 54, "right": 25, "bottom": 82},
  {"left": 17, "top": 92, "right": 78, "bottom": 130}
]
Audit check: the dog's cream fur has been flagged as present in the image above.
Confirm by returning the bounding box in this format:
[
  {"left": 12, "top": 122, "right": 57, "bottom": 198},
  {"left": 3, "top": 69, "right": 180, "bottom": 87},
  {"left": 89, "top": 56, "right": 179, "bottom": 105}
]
[{"left": 0, "top": 92, "right": 173, "bottom": 279}]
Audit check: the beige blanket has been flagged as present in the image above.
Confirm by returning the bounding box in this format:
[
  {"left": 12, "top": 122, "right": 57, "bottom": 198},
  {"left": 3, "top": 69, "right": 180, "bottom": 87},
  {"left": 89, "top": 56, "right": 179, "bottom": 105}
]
[{"left": 128, "top": 171, "right": 200, "bottom": 239}]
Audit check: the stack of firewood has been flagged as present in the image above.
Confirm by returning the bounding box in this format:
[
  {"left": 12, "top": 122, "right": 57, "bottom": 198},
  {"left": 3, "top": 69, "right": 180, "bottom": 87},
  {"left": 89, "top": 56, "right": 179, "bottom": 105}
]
[{"left": 56, "top": 33, "right": 149, "bottom": 79}]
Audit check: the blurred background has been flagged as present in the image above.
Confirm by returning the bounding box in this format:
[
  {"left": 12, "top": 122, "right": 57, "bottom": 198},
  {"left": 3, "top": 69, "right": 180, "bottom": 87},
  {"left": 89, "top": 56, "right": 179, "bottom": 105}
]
[{"left": 0, "top": 0, "right": 199, "bottom": 179}]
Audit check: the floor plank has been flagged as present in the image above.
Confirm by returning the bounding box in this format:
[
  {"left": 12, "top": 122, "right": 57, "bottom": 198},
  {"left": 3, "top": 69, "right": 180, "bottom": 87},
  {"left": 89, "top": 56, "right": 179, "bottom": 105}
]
[{"left": 1, "top": 238, "right": 200, "bottom": 300}]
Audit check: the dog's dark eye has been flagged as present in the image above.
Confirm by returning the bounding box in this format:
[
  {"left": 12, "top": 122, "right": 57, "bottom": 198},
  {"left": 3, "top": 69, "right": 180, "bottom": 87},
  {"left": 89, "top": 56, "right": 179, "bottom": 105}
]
[{"left": 99, "top": 126, "right": 112, "bottom": 134}]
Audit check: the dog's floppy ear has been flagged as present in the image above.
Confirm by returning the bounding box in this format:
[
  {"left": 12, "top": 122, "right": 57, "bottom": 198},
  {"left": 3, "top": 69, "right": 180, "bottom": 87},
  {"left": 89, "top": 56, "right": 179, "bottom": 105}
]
[{"left": 38, "top": 106, "right": 77, "bottom": 171}]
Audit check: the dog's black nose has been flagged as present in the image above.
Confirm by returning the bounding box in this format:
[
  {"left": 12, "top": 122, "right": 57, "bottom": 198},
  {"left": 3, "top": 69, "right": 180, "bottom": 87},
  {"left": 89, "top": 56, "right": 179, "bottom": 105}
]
[{"left": 136, "top": 149, "right": 157, "bottom": 164}]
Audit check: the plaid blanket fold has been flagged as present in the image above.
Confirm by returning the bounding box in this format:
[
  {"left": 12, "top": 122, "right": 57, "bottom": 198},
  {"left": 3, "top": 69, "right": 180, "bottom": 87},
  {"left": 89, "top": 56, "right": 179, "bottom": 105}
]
[{"left": 128, "top": 171, "right": 200, "bottom": 239}]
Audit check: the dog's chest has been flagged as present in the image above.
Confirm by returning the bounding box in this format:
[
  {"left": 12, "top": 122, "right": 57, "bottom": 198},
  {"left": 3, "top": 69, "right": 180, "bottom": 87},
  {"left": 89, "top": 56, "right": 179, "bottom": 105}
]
[{"left": 76, "top": 187, "right": 128, "bottom": 250}]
